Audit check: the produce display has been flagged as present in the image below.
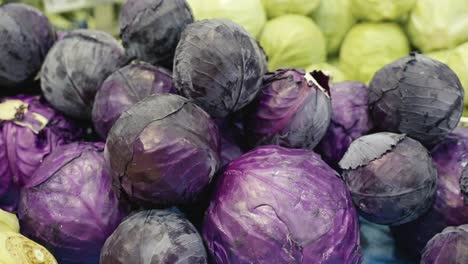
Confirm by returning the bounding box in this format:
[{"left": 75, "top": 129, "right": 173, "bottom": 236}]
[{"left": 0, "top": 0, "right": 467, "bottom": 264}]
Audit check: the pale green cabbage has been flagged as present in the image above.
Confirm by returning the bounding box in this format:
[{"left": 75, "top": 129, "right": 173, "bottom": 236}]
[
  {"left": 446, "top": 42, "right": 468, "bottom": 108},
  {"left": 424, "top": 49, "right": 453, "bottom": 64},
  {"left": 339, "top": 23, "right": 410, "bottom": 83},
  {"left": 259, "top": 15, "right": 326, "bottom": 71},
  {"left": 351, "top": 0, "right": 416, "bottom": 22},
  {"left": 311, "top": 0, "right": 356, "bottom": 55},
  {"left": 187, "top": 0, "right": 266, "bottom": 37},
  {"left": 407, "top": 0, "right": 468, "bottom": 52},
  {"left": 261, "top": 0, "right": 320, "bottom": 19},
  {"left": 306, "top": 63, "right": 347, "bottom": 83}
]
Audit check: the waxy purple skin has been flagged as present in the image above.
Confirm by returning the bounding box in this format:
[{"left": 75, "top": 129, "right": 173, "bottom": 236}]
[
  {"left": 316, "top": 81, "right": 373, "bottom": 167},
  {"left": 100, "top": 210, "right": 208, "bottom": 264},
  {"left": 18, "top": 142, "right": 126, "bottom": 264},
  {"left": 421, "top": 225, "right": 468, "bottom": 264},
  {"left": 120, "top": 0, "right": 194, "bottom": 69},
  {"left": 369, "top": 53, "right": 464, "bottom": 148},
  {"left": 0, "top": 95, "right": 82, "bottom": 212},
  {"left": 105, "top": 94, "right": 220, "bottom": 207},
  {"left": 246, "top": 69, "right": 332, "bottom": 150},
  {"left": 41, "top": 29, "right": 127, "bottom": 120},
  {"left": 0, "top": 3, "right": 56, "bottom": 90},
  {"left": 92, "top": 62, "right": 175, "bottom": 139},
  {"left": 339, "top": 133, "right": 437, "bottom": 226},
  {"left": 392, "top": 127, "right": 468, "bottom": 257},
  {"left": 203, "top": 145, "right": 362, "bottom": 263}
]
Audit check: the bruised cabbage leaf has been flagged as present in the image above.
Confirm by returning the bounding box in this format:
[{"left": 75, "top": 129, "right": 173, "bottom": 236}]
[{"left": 339, "top": 132, "right": 437, "bottom": 225}]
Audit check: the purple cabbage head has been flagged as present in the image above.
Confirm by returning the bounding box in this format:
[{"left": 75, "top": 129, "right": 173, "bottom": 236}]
[
  {"left": 120, "top": 0, "right": 194, "bottom": 68},
  {"left": 92, "top": 61, "right": 175, "bottom": 139},
  {"left": 245, "top": 69, "right": 332, "bottom": 150},
  {"left": 216, "top": 119, "right": 244, "bottom": 167},
  {"left": 203, "top": 145, "right": 362, "bottom": 263},
  {"left": 18, "top": 142, "right": 126, "bottom": 264},
  {"left": 100, "top": 210, "right": 208, "bottom": 264},
  {"left": 421, "top": 225, "right": 468, "bottom": 264},
  {"left": 0, "top": 3, "right": 56, "bottom": 90},
  {"left": 105, "top": 94, "right": 220, "bottom": 207},
  {"left": 339, "top": 132, "right": 437, "bottom": 225},
  {"left": 0, "top": 95, "right": 82, "bottom": 212},
  {"left": 316, "top": 81, "right": 373, "bottom": 167},
  {"left": 41, "top": 29, "right": 128, "bottom": 120},
  {"left": 369, "top": 52, "right": 464, "bottom": 147},
  {"left": 392, "top": 127, "right": 468, "bottom": 257},
  {"left": 174, "top": 18, "right": 267, "bottom": 118}
]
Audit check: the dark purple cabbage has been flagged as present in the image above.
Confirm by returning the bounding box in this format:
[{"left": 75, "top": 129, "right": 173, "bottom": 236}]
[
  {"left": 203, "top": 145, "right": 362, "bottom": 263},
  {"left": 0, "top": 3, "right": 56, "bottom": 90},
  {"left": 100, "top": 210, "right": 207, "bottom": 264},
  {"left": 216, "top": 119, "right": 244, "bottom": 167},
  {"left": 41, "top": 29, "right": 127, "bottom": 120},
  {"left": 105, "top": 94, "right": 220, "bottom": 207},
  {"left": 369, "top": 52, "right": 464, "bottom": 147},
  {"left": 18, "top": 142, "right": 126, "bottom": 264},
  {"left": 392, "top": 127, "right": 468, "bottom": 257},
  {"left": 174, "top": 18, "right": 267, "bottom": 118},
  {"left": 339, "top": 132, "right": 437, "bottom": 225},
  {"left": 0, "top": 95, "right": 82, "bottom": 212},
  {"left": 120, "top": 0, "right": 193, "bottom": 68},
  {"left": 92, "top": 61, "right": 175, "bottom": 139},
  {"left": 316, "top": 81, "right": 373, "bottom": 167},
  {"left": 246, "top": 69, "right": 331, "bottom": 150},
  {"left": 421, "top": 225, "right": 468, "bottom": 264}
]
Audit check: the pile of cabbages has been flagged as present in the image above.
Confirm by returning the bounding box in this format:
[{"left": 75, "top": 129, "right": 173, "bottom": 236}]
[{"left": 0, "top": 1, "right": 467, "bottom": 264}]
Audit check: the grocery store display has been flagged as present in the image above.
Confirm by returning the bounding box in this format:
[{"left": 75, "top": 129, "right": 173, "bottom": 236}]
[
  {"left": 203, "top": 145, "right": 362, "bottom": 263},
  {"left": 0, "top": 209, "right": 57, "bottom": 264},
  {"left": 187, "top": 0, "right": 266, "bottom": 37},
  {"left": 0, "top": 3, "right": 55, "bottom": 90},
  {"left": 0, "top": 0, "right": 467, "bottom": 263},
  {"left": 369, "top": 53, "right": 464, "bottom": 147},
  {"left": 339, "top": 133, "right": 437, "bottom": 225},
  {"left": 245, "top": 69, "right": 332, "bottom": 150},
  {"left": 316, "top": 81, "right": 373, "bottom": 167},
  {"left": 0, "top": 96, "right": 82, "bottom": 212},
  {"left": 18, "top": 142, "right": 125, "bottom": 264},
  {"left": 92, "top": 61, "right": 175, "bottom": 139},
  {"left": 100, "top": 210, "right": 208, "bottom": 264},
  {"left": 41, "top": 29, "right": 127, "bottom": 119},
  {"left": 105, "top": 94, "right": 220, "bottom": 207},
  {"left": 259, "top": 15, "right": 326, "bottom": 71},
  {"left": 339, "top": 22, "right": 410, "bottom": 83},
  {"left": 392, "top": 127, "right": 468, "bottom": 257},
  {"left": 174, "top": 18, "right": 267, "bottom": 118},
  {"left": 120, "top": 0, "right": 193, "bottom": 69},
  {"left": 421, "top": 225, "right": 468, "bottom": 263}
]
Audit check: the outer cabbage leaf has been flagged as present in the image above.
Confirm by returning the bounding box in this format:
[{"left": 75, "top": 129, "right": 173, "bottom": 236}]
[
  {"left": 351, "top": 0, "right": 416, "bottom": 22},
  {"left": 262, "top": 0, "right": 319, "bottom": 18},
  {"left": 421, "top": 225, "right": 468, "bottom": 264}
]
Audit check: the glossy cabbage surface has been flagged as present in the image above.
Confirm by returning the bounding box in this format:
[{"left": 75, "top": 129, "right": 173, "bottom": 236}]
[
  {"left": 421, "top": 225, "right": 468, "bottom": 264},
  {"left": 407, "top": 0, "right": 468, "bottom": 52},
  {"left": 261, "top": 0, "right": 319, "bottom": 18},
  {"left": 369, "top": 53, "right": 464, "bottom": 147},
  {"left": 41, "top": 29, "right": 127, "bottom": 119},
  {"left": 203, "top": 145, "right": 362, "bottom": 263},
  {"left": 311, "top": 0, "right": 355, "bottom": 55},
  {"left": 391, "top": 127, "right": 468, "bottom": 257},
  {"left": 351, "top": 0, "right": 416, "bottom": 22},
  {"left": 187, "top": 0, "right": 266, "bottom": 38},
  {"left": 339, "top": 23, "right": 410, "bottom": 83},
  {"left": 316, "top": 81, "right": 373, "bottom": 167},
  {"left": 174, "top": 18, "right": 267, "bottom": 118},
  {"left": 339, "top": 133, "right": 437, "bottom": 225},
  {"left": 0, "top": 3, "right": 55, "bottom": 90},
  {"left": 246, "top": 69, "right": 331, "bottom": 150},
  {"left": 105, "top": 94, "right": 220, "bottom": 207},
  {"left": 120, "top": 0, "right": 193, "bottom": 68},
  {"left": 259, "top": 15, "right": 326, "bottom": 71},
  {"left": 92, "top": 61, "right": 175, "bottom": 139},
  {"left": 0, "top": 96, "right": 82, "bottom": 212},
  {"left": 18, "top": 142, "right": 126, "bottom": 264},
  {"left": 100, "top": 210, "right": 207, "bottom": 264}
]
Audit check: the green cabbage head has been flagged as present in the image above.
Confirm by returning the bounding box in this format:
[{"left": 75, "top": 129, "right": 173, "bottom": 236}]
[
  {"left": 261, "top": 0, "right": 320, "bottom": 18},
  {"left": 351, "top": 0, "right": 416, "bottom": 22},
  {"left": 306, "top": 63, "right": 347, "bottom": 83}
]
